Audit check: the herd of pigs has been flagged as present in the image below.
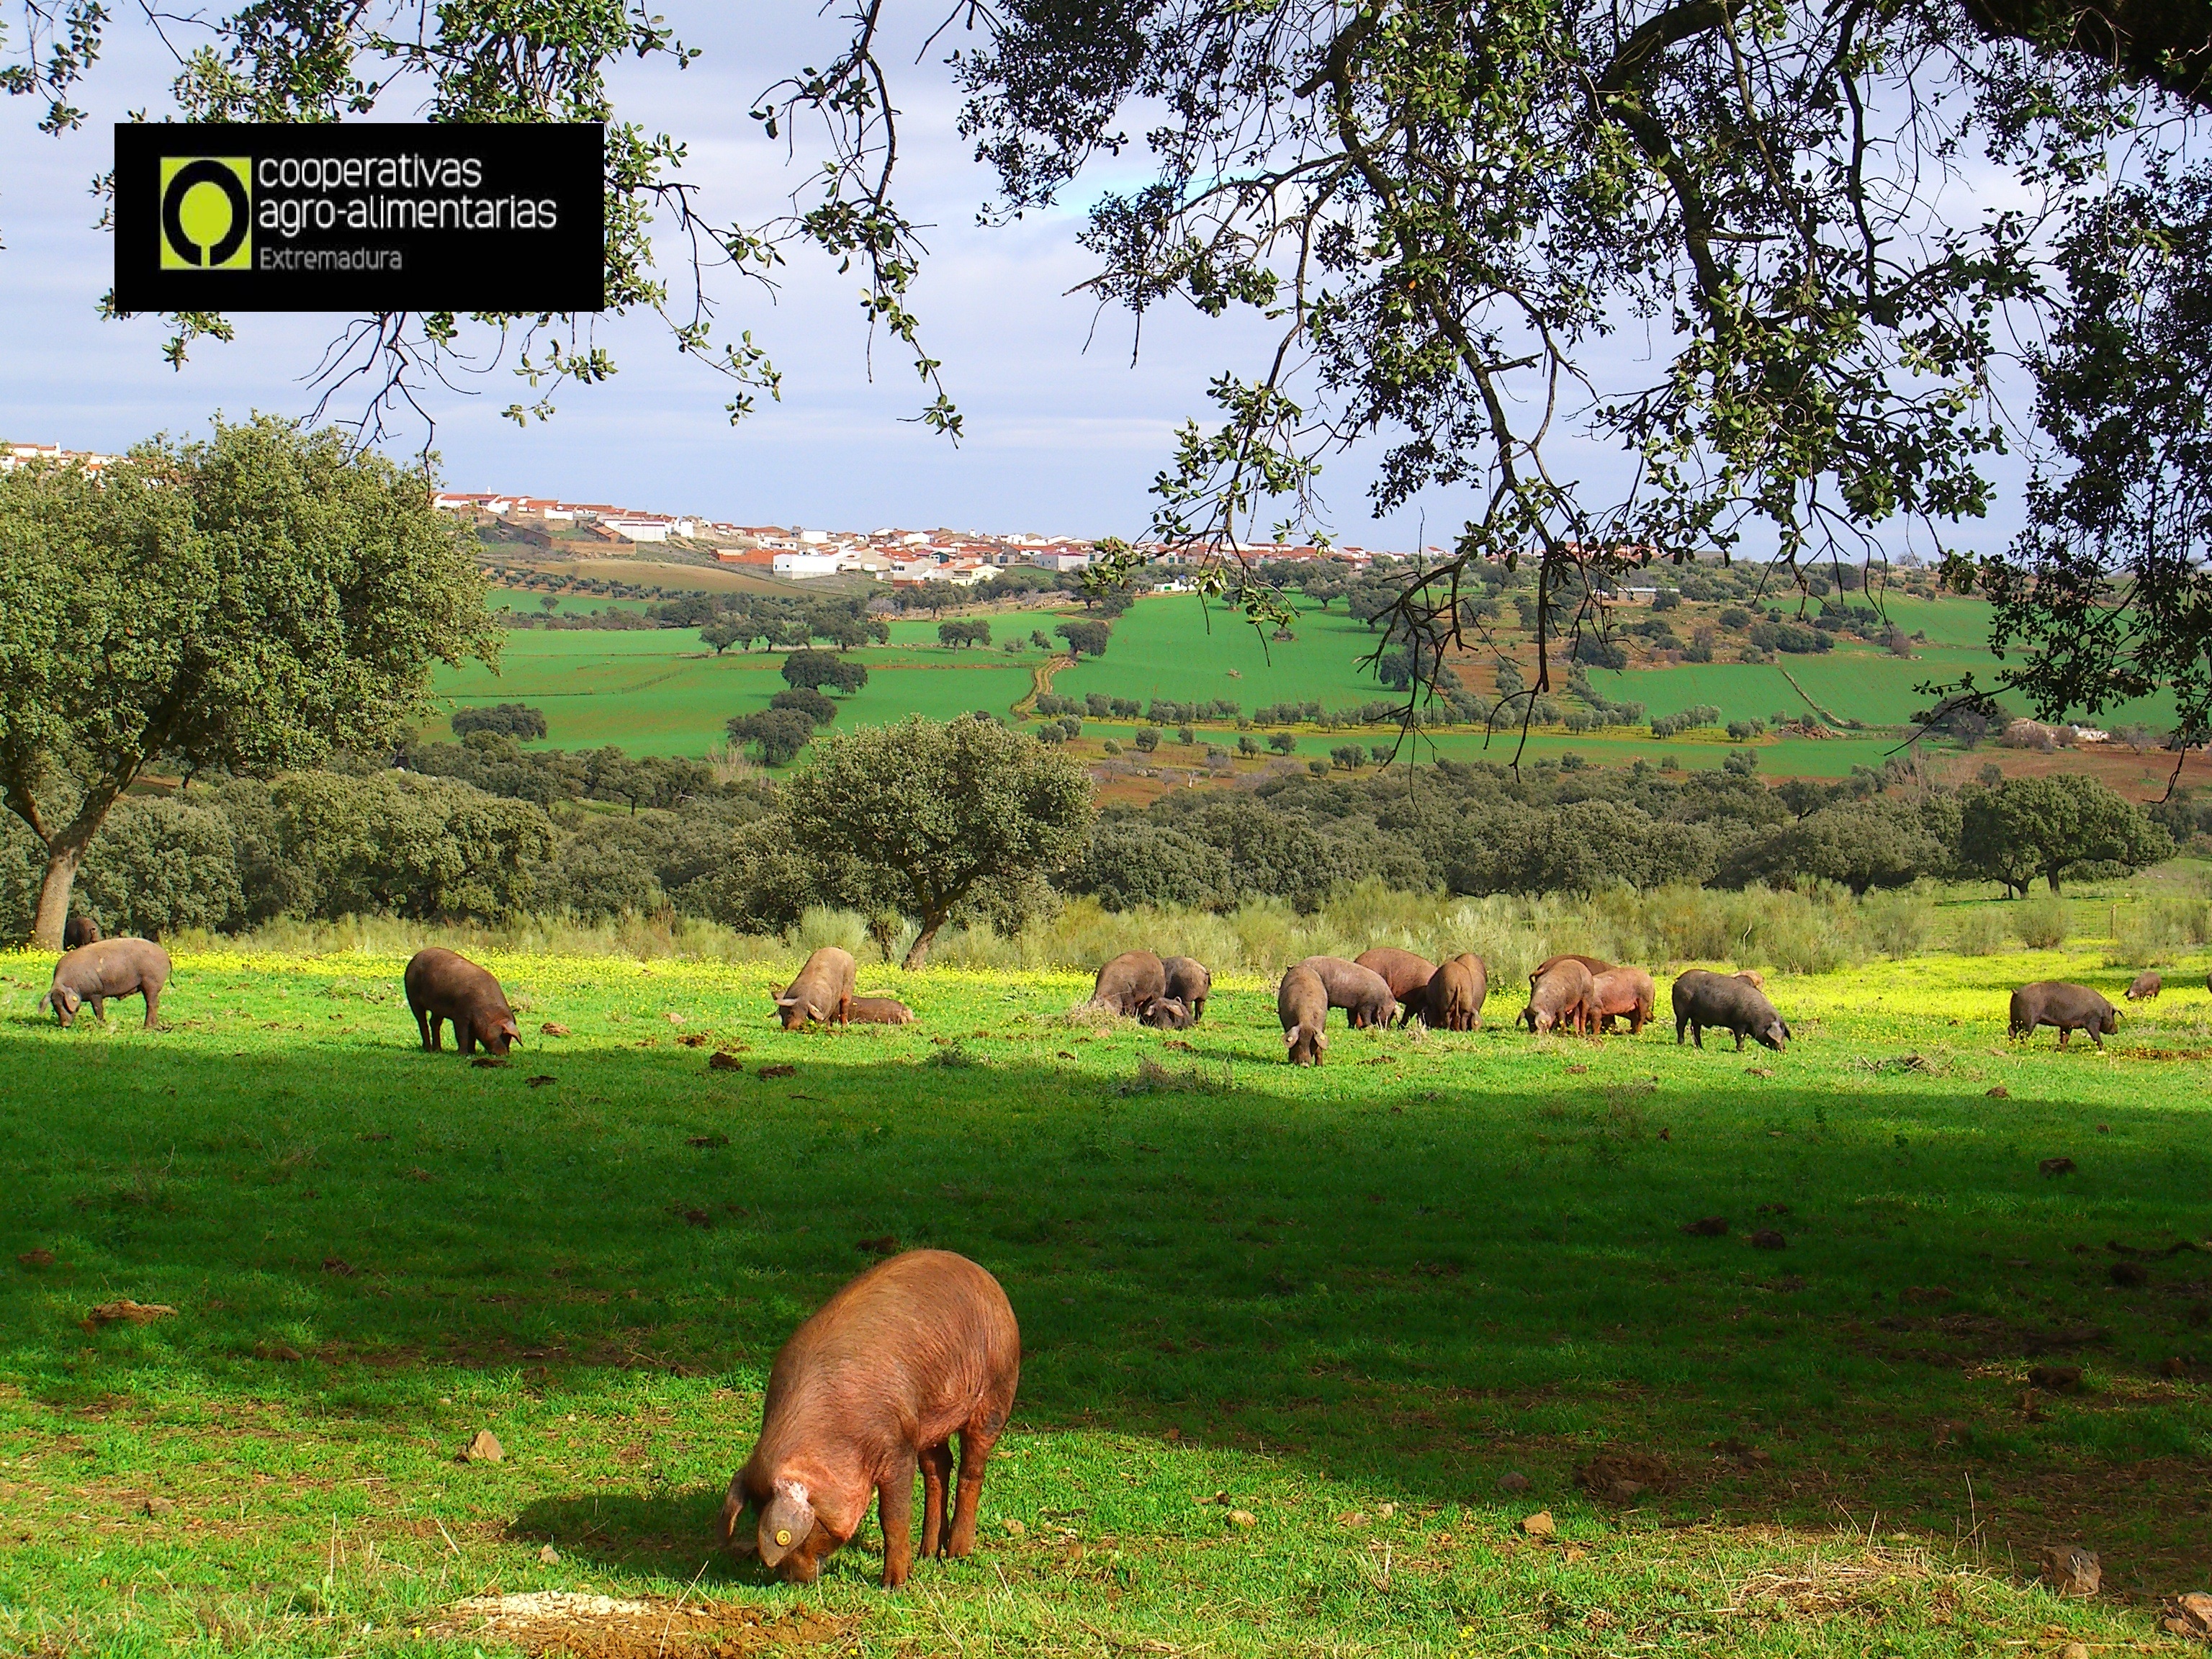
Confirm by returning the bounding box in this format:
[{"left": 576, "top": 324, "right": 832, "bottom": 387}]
[{"left": 18, "top": 926, "right": 2172, "bottom": 1587}]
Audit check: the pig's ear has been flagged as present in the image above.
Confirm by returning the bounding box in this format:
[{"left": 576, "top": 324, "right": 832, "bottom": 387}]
[
  {"left": 1284, "top": 1028, "right": 1298, "bottom": 1046},
  {"left": 773, "top": 994, "right": 799, "bottom": 1007},
  {"left": 1315, "top": 1032, "right": 1328, "bottom": 1051},
  {"left": 718, "top": 1481, "right": 757, "bottom": 1555},
  {"left": 760, "top": 1486, "right": 817, "bottom": 1565}
]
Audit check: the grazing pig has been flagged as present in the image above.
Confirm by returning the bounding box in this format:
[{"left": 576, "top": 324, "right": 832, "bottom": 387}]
[
  {"left": 1672, "top": 969, "right": 1789, "bottom": 1052},
  {"left": 1295, "top": 956, "right": 1398, "bottom": 1029},
  {"left": 1532, "top": 953, "right": 1611, "bottom": 986},
  {"left": 1161, "top": 956, "right": 1213, "bottom": 1022},
  {"left": 719, "top": 1249, "right": 1020, "bottom": 1589},
  {"left": 1278, "top": 964, "right": 1330, "bottom": 1066},
  {"left": 1584, "top": 967, "right": 1657, "bottom": 1035},
  {"left": 1419, "top": 953, "right": 1488, "bottom": 1030},
  {"left": 2125, "top": 970, "right": 2162, "bottom": 1002},
  {"left": 2008, "top": 981, "right": 2121, "bottom": 1049},
  {"left": 1138, "top": 995, "right": 1194, "bottom": 1030},
  {"left": 1087, "top": 950, "right": 1167, "bottom": 1017},
  {"left": 1521, "top": 959, "right": 1593, "bottom": 1035},
  {"left": 62, "top": 914, "right": 100, "bottom": 950},
  {"left": 403, "top": 948, "right": 521, "bottom": 1056},
  {"left": 775, "top": 948, "right": 857, "bottom": 1029},
  {"left": 1354, "top": 948, "right": 1437, "bottom": 1027},
  {"left": 846, "top": 997, "right": 915, "bottom": 1025},
  {"left": 40, "top": 938, "right": 171, "bottom": 1030}
]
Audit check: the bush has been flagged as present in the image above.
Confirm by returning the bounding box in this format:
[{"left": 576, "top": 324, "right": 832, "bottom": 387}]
[
  {"left": 1308, "top": 759, "right": 1332, "bottom": 776},
  {"left": 769, "top": 687, "right": 839, "bottom": 726},
  {"left": 727, "top": 708, "right": 819, "bottom": 765},
  {"left": 1134, "top": 728, "right": 1161, "bottom": 752},
  {"left": 1948, "top": 907, "right": 2008, "bottom": 956},
  {"left": 1861, "top": 889, "right": 1936, "bottom": 959},
  {"left": 1177, "top": 726, "right": 1196, "bottom": 746},
  {"left": 1238, "top": 734, "right": 1260, "bottom": 757},
  {"left": 2009, "top": 895, "right": 2069, "bottom": 949},
  {"left": 452, "top": 703, "right": 548, "bottom": 741},
  {"left": 1572, "top": 634, "right": 1628, "bottom": 669},
  {"left": 1268, "top": 733, "right": 1296, "bottom": 754},
  {"left": 72, "top": 796, "right": 244, "bottom": 938},
  {"left": 1652, "top": 588, "right": 1681, "bottom": 611}
]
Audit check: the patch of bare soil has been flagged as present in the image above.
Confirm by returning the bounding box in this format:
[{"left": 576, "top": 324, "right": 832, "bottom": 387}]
[{"left": 441, "top": 1591, "right": 846, "bottom": 1659}]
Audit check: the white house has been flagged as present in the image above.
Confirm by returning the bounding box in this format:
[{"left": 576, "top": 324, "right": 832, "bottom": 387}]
[{"left": 773, "top": 551, "right": 847, "bottom": 577}]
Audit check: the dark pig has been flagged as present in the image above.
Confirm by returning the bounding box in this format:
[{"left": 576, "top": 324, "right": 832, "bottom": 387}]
[
  {"left": 1354, "top": 948, "right": 1437, "bottom": 1026},
  {"left": 2125, "top": 971, "right": 2162, "bottom": 1002},
  {"left": 2008, "top": 981, "right": 2121, "bottom": 1049},
  {"left": 846, "top": 997, "right": 915, "bottom": 1025},
  {"left": 41, "top": 938, "right": 171, "bottom": 1030},
  {"left": 1087, "top": 950, "right": 1167, "bottom": 1017},
  {"left": 719, "top": 1249, "right": 1020, "bottom": 1589},
  {"left": 1295, "top": 956, "right": 1398, "bottom": 1029},
  {"left": 404, "top": 948, "right": 521, "bottom": 1056},
  {"left": 1418, "top": 953, "right": 1488, "bottom": 1030},
  {"left": 775, "top": 947, "right": 857, "bottom": 1029},
  {"left": 1584, "top": 966, "right": 1657, "bottom": 1035},
  {"left": 1138, "top": 995, "right": 1194, "bottom": 1030},
  {"left": 1672, "top": 968, "right": 1790, "bottom": 1051},
  {"left": 62, "top": 914, "right": 100, "bottom": 950},
  {"left": 1521, "top": 959, "right": 1593, "bottom": 1035},
  {"left": 1278, "top": 964, "right": 1330, "bottom": 1065},
  {"left": 1161, "top": 956, "right": 1213, "bottom": 1022}
]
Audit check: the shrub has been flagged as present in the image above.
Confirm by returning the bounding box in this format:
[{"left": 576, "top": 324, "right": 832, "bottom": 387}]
[
  {"left": 2009, "top": 895, "right": 2069, "bottom": 950},
  {"left": 1308, "top": 759, "right": 1332, "bottom": 776},
  {"left": 727, "top": 708, "right": 818, "bottom": 765},
  {"left": 452, "top": 703, "right": 547, "bottom": 741},
  {"left": 72, "top": 796, "right": 244, "bottom": 938},
  {"left": 1268, "top": 733, "right": 1296, "bottom": 754},
  {"left": 1177, "top": 726, "right": 1196, "bottom": 746},
  {"left": 1718, "top": 607, "right": 1751, "bottom": 629},
  {"left": 1861, "top": 889, "right": 1936, "bottom": 959},
  {"left": 1238, "top": 734, "right": 1260, "bottom": 757},
  {"left": 1134, "top": 728, "right": 1161, "bottom": 752},
  {"left": 1652, "top": 588, "right": 1681, "bottom": 611},
  {"left": 769, "top": 687, "right": 839, "bottom": 726}
]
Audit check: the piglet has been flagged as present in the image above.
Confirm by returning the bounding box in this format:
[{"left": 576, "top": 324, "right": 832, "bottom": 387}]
[
  {"left": 403, "top": 947, "right": 521, "bottom": 1056},
  {"left": 41, "top": 938, "right": 171, "bottom": 1030},
  {"left": 720, "top": 1249, "right": 1020, "bottom": 1588}
]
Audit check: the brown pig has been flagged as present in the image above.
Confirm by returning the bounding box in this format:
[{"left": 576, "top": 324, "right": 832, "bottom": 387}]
[
  {"left": 1354, "top": 948, "right": 1437, "bottom": 1026},
  {"left": 1531, "top": 953, "right": 1612, "bottom": 986},
  {"left": 1418, "top": 953, "right": 1488, "bottom": 1030},
  {"left": 1087, "top": 950, "right": 1167, "bottom": 1017},
  {"left": 775, "top": 948, "right": 857, "bottom": 1029},
  {"left": 62, "top": 914, "right": 100, "bottom": 950},
  {"left": 846, "top": 996, "right": 915, "bottom": 1025},
  {"left": 1295, "top": 956, "right": 1398, "bottom": 1029},
  {"left": 41, "top": 938, "right": 171, "bottom": 1030},
  {"left": 1521, "top": 959, "right": 1593, "bottom": 1035},
  {"left": 1278, "top": 963, "right": 1330, "bottom": 1066},
  {"left": 403, "top": 948, "right": 521, "bottom": 1056},
  {"left": 719, "top": 1249, "right": 1020, "bottom": 1589},
  {"left": 1160, "top": 956, "right": 1212, "bottom": 1022},
  {"left": 2126, "top": 970, "right": 2162, "bottom": 1002},
  {"left": 1584, "top": 966, "right": 1657, "bottom": 1035}
]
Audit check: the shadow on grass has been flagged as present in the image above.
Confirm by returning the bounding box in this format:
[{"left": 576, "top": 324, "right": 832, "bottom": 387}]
[{"left": 3, "top": 1025, "right": 2206, "bottom": 1588}]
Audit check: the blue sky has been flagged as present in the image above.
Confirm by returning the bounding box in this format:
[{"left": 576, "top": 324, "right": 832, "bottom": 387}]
[{"left": 0, "top": 5, "right": 2026, "bottom": 554}]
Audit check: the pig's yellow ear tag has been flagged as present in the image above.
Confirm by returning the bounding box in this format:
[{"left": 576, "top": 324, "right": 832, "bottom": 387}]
[{"left": 775, "top": 1529, "right": 792, "bottom": 1546}]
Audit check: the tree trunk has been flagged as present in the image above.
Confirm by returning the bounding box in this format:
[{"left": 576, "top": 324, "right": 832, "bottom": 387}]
[
  {"left": 2047, "top": 871, "right": 2063, "bottom": 894},
  {"left": 30, "top": 840, "right": 87, "bottom": 950},
  {"left": 901, "top": 912, "right": 946, "bottom": 971}
]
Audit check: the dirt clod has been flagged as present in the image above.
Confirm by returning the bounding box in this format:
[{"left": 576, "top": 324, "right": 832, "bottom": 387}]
[
  {"left": 678, "top": 1033, "right": 709, "bottom": 1048},
  {"left": 539, "top": 1023, "right": 570, "bottom": 1037},
  {"left": 1498, "top": 1471, "right": 1531, "bottom": 1493},
  {"left": 687, "top": 1134, "right": 729, "bottom": 1148},
  {"left": 1901, "top": 1285, "right": 1953, "bottom": 1304},
  {"left": 322, "top": 1257, "right": 356, "bottom": 1277},
  {"left": 83, "top": 1300, "right": 176, "bottom": 1329},
  {"left": 470, "top": 1056, "right": 506, "bottom": 1069},
  {"left": 855, "top": 1235, "right": 899, "bottom": 1256},
  {"left": 143, "top": 1496, "right": 175, "bottom": 1518},
  {"left": 1681, "top": 1217, "right": 1729, "bottom": 1236},
  {"left": 2162, "top": 1592, "right": 2212, "bottom": 1639},
  {"left": 526, "top": 1075, "right": 557, "bottom": 1087},
  {"left": 1986, "top": 1086, "right": 2010, "bottom": 1099},
  {"left": 758, "top": 1064, "right": 796, "bottom": 1079},
  {"left": 707, "top": 1052, "right": 744, "bottom": 1071},
  {"left": 1519, "top": 1510, "right": 1556, "bottom": 1538},
  {"left": 2037, "top": 1545, "right": 2100, "bottom": 1597},
  {"left": 17, "top": 1249, "right": 54, "bottom": 1269},
  {"left": 1575, "top": 1449, "right": 1671, "bottom": 1503},
  {"left": 2039, "top": 1157, "right": 2077, "bottom": 1177},
  {"left": 2028, "top": 1364, "right": 2083, "bottom": 1392},
  {"left": 1228, "top": 1509, "right": 1257, "bottom": 1528},
  {"left": 1750, "top": 1229, "right": 1787, "bottom": 1250},
  {"left": 2110, "top": 1262, "right": 2151, "bottom": 1287},
  {"left": 538, "top": 1544, "right": 559, "bottom": 1564},
  {"left": 442, "top": 1591, "right": 843, "bottom": 1659},
  {"left": 463, "top": 1429, "right": 505, "bottom": 1464}
]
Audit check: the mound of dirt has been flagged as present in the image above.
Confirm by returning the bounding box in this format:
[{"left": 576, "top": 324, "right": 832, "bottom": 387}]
[
  {"left": 1575, "top": 1449, "right": 1672, "bottom": 1503},
  {"left": 441, "top": 1592, "right": 845, "bottom": 1659}
]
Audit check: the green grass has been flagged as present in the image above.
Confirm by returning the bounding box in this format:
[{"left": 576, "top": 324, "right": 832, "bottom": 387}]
[
  {"left": 1054, "top": 596, "right": 1390, "bottom": 710},
  {"left": 1, "top": 946, "right": 2203, "bottom": 1655}
]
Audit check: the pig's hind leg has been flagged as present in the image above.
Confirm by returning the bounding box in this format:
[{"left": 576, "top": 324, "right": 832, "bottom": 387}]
[
  {"left": 919, "top": 1441, "right": 953, "bottom": 1557},
  {"left": 876, "top": 1449, "right": 917, "bottom": 1588},
  {"left": 947, "top": 1404, "right": 1010, "bottom": 1558}
]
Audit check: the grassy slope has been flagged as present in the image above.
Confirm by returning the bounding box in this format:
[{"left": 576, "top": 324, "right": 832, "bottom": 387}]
[{"left": 1, "top": 948, "right": 2204, "bottom": 1655}]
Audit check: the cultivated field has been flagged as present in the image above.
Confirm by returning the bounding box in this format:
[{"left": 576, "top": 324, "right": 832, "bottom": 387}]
[
  {"left": 3, "top": 945, "right": 2206, "bottom": 1655},
  {"left": 441, "top": 590, "right": 2200, "bottom": 788}
]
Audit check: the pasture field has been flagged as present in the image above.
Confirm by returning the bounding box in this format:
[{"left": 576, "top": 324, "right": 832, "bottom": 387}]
[{"left": 1, "top": 945, "right": 2206, "bottom": 1657}]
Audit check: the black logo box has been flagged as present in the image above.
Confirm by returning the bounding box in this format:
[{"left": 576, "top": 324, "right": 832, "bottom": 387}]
[{"left": 114, "top": 123, "right": 604, "bottom": 313}]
